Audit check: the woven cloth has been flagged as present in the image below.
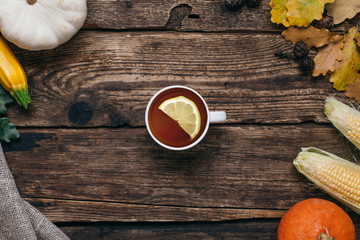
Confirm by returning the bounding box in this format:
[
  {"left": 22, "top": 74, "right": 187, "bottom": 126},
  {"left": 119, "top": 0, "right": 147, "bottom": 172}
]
[{"left": 0, "top": 144, "right": 70, "bottom": 240}]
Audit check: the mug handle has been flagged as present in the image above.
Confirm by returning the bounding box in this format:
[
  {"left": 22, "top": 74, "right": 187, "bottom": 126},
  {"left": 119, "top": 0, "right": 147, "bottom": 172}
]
[{"left": 209, "top": 111, "right": 226, "bottom": 123}]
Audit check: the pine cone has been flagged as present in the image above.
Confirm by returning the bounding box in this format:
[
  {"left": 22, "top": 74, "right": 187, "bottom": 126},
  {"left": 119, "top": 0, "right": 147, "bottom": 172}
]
[
  {"left": 312, "top": 15, "right": 334, "bottom": 29},
  {"left": 293, "top": 41, "right": 309, "bottom": 59},
  {"left": 298, "top": 57, "right": 314, "bottom": 72},
  {"left": 275, "top": 51, "right": 296, "bottom": 60},
  {"left": 246, "top": 0, "right": 260, "bottom": 8},
  {"left": 224, "top": 0, "right": 243, "bottom": 10}
]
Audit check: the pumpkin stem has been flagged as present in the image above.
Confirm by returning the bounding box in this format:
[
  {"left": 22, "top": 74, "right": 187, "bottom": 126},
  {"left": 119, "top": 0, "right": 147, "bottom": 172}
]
[
  {"left": 317, "top": 232, "right": 335, "bottom": 240},
  {"left": 26, "top": 0, "right": 37, "bottom": 5}
]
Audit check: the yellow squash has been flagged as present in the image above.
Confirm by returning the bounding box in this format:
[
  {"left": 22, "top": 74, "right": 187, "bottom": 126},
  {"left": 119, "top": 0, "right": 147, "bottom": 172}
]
[{"left": 0, "top": 36, "right": 31, "bottom": 109}]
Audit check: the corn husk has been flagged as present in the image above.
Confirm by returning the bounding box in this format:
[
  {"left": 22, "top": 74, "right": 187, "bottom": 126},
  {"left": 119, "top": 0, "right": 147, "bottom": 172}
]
[
  {"left": 294, "top": 147, "right": 360, "bottom": 214},
  {"left": 325, "top": 97, "right": 360, "bottom": 149}
]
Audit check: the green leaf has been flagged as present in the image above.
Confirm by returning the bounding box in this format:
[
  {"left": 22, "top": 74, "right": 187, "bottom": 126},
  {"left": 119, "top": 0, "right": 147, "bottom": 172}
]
[
  {"left": 0, "top": 85, "right": 13, "bottom": 114},
  {"left": 0, "top": 117, "right": 19, "bottom": 142},
  {"left": 0, "top": 86, "right": 19, "bottom": 142}
]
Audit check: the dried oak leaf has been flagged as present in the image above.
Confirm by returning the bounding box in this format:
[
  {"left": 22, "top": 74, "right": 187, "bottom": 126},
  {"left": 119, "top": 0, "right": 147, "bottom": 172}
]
[
  {"left": 313, "top": 35, "right": 345, "bottom": 77},
  {"left": 282, "top": 26, "right": 335, "bottom": 49},
  {"left": 346, "top": 79, "right": 360, "bottom": 103},
  {"left": 270, "top": 0, "right": 290, "bottom": 27},
  {"left": 330, "top": 27, "right": 360, "bottom": 91},
  {"left": 326, "top": 0, "right": 360, "bottom": 25},
  {"left": 285, "top": 0, "right": 334, "bottom": 27}
]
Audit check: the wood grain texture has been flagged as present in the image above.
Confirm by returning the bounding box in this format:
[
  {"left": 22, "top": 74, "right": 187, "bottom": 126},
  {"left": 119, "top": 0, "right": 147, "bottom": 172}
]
[
  {"left": 84, "top": 0, "right": 360, "bottom": 32},
  {"left": 25, "top": 198, "right": 286, "bottom": 223},
  {"left": 59, "top": 217, "right": 360, "bottom": 240},
  {"left": 7, "top": 31, "right": 339, "bottom": 127},
  {"left": 3, "top": 124, "right": 359, "bottom": 222},
  {"left": 59, "top": 220, "right": 280, "bottom": 239}
]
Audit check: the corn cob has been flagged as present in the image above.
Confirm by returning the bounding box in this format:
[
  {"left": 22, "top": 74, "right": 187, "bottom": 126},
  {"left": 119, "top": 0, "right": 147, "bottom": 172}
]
[
  {"left": 325, "top": 97, "right": 360, "bottom": 149},
  {"left": 294, "top": 147, "right": 360, "bottom": 214},
  {"left": 0, "top": 36, "right": 31, "bottom": 109}
]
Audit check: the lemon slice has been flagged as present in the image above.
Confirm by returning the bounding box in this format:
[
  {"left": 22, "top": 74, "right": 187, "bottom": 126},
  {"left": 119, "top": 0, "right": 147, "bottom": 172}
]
[{"left": 158, "top": 96, "right": 201, "bottom": 139}]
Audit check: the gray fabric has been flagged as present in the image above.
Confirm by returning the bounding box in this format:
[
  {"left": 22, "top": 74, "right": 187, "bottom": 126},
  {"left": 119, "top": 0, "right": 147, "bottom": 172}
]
[{"left": 0, "top": 144, "right": 70, "bottom": 240}]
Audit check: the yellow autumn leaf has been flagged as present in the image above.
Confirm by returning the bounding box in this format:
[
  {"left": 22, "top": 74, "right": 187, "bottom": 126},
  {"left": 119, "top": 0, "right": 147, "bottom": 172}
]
[
  {"left": 286, "top": 0, "right": 334, "bottom": 27},
  {"left": 330, "top": 27, "right": 360, "bottom": 91},
  {"left": 313, "top": 35, "right": 345, "bottom": 77},
  {"left": 270, "top": 0, "right": 290, "bottom": 27},
  {"left": 326, "top": 0, "right": 360, "bottom": 25}
]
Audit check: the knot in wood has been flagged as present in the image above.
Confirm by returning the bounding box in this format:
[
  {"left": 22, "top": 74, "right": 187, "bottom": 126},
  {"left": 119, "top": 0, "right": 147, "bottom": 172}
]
[{"left": 68, "top": 102, "right": 93, "bottom": 126}]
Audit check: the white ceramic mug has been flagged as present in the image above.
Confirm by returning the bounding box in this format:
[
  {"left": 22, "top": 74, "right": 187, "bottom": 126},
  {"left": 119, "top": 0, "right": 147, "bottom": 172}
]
[{"left": 145, "top": 85, "right": 226, "bottom": 150}]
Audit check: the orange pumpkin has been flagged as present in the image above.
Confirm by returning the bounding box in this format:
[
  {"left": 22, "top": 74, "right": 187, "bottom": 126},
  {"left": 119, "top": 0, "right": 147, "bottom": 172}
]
[{"left": 277, "top": 198, "right": 356, "bottom": 240}]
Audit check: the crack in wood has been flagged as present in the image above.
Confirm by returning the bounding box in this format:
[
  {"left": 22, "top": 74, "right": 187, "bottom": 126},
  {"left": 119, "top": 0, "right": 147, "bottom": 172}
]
[{"left": 26, "top": 196, "right": 288, "bottom": 210}]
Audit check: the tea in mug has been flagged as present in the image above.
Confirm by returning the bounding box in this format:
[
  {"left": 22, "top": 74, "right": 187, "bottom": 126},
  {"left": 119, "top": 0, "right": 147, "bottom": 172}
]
[{"left": 147, "top": 87, "right": 208, "bottom": 148}]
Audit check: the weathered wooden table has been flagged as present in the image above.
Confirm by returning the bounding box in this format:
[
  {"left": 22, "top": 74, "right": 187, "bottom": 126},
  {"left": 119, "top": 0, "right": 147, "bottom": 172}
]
[{"left": 3, "top": 1, "right": 360, "bottom": 239}]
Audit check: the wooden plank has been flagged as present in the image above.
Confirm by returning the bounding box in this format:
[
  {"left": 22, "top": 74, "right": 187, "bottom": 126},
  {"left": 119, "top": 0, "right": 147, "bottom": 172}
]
[
  {"left": 3, "top": 124, "right": 359, "bottom": 222},
  {"left": 25, "top": 198, "right": 286, "bottom": 223},
  {"left": 7, "top": 31, "right": 338, "bottom": 127},
  {"left": 59, "top": 217, "right": 360, "bottom": 239},
  {"left": 84, "top": 0, "right": 360, "bottom": 32},
  {"left": 59, "top": 220, "right": 280, "bottom": 240}
]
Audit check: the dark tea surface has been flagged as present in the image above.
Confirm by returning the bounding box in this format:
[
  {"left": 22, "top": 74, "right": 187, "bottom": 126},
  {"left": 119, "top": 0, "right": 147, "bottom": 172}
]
[{"left": 148, "top": 88, "right": 208, "bottom": 148}]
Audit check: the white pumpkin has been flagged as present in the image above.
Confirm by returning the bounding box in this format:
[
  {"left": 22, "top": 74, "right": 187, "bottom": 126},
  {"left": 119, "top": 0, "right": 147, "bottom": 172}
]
[{"left": 0, "top": 0, "right": 87, "bottom": 50}]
